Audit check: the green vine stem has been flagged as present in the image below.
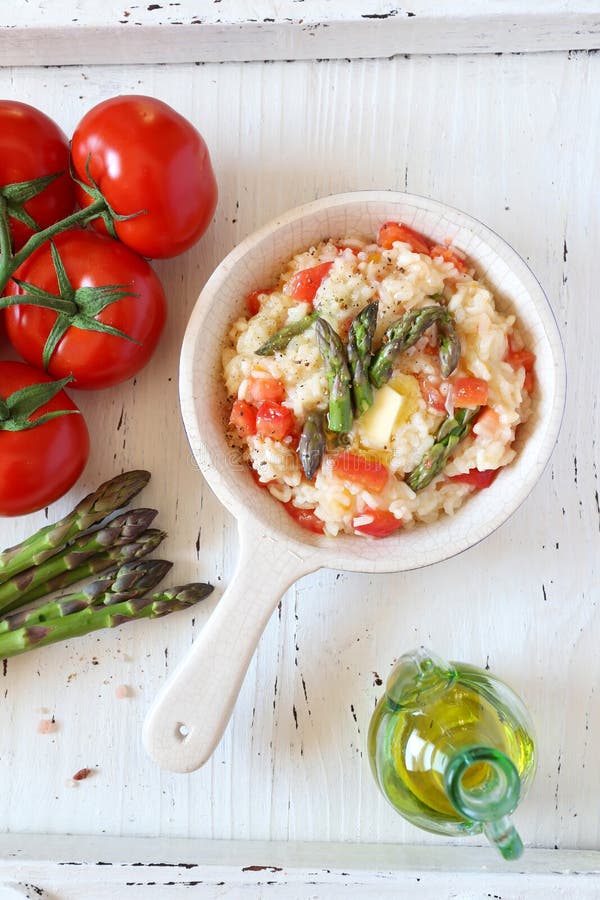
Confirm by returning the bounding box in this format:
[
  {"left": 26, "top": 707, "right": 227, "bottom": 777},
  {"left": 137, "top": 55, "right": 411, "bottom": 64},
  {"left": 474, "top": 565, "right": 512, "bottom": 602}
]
[{"left": 0, "top": 197, "right": 106, "bottom": 295}]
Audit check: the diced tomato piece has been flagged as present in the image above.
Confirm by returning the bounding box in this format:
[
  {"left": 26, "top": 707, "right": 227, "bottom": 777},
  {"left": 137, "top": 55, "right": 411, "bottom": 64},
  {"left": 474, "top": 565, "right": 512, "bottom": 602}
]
[
  {"left": 378, "top": 221, "right": 433, "bottom": 254},
  {"left": 255, "top": 401, "right": 295, "bottom": 441},
  {"left": 247, "top": 375, "right": 286, "bottom": 403},
  {"left": 283, "top": 501, "right": 325, "bottom": 534},
  {"left": 448, "top": 468, "right": 500, "bottom": 489},
  {"left": 353, "top": 508, "right": 402, "bottom": 537},
  {"left": 418, "top": 375, "right": 447, "bottom": 413},
  {"left": 451, "top": 377, "right": 489, "bottom": 408},
  {"left": 285, "top": 261, "right": 334, "bottom": 303},
  {"left": 473, "top": 407, "right": 501, "bottom": 438},
  {"left": 230, "top": 399, "right": 257, "bottom": 436},
  {"left": 246, "top": 287, "right": 271, "bottom": 316},
  {"left": 332, "top": 452, "right": 389, "bottom": 493},
  {"left": 430, "top": 244, "right": 468, "bottom": 273}
]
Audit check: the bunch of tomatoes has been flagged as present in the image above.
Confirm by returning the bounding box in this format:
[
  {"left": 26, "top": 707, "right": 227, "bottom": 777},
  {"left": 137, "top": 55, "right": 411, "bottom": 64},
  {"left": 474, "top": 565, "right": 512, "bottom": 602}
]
[{"left": 0, "top": 95, "right": 218, "bottom": 516}]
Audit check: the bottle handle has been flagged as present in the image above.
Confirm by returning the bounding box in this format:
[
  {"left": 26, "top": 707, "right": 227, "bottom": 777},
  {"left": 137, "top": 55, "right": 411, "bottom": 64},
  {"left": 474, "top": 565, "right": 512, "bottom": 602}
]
[{"left": 483, "top": 816, "right": 524, "bottom": 861}]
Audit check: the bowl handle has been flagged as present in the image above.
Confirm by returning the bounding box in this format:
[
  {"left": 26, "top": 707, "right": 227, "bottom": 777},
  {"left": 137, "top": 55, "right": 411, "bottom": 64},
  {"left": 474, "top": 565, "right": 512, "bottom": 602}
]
[{"left": 142, "top": 524, "right": 315, "bottom": 773}]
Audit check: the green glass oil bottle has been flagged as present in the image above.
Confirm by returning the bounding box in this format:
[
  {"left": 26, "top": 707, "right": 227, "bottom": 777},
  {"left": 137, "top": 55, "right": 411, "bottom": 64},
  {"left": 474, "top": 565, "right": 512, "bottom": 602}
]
[{"left": 368, "top": 648, "right": 536, "bottom": 859}]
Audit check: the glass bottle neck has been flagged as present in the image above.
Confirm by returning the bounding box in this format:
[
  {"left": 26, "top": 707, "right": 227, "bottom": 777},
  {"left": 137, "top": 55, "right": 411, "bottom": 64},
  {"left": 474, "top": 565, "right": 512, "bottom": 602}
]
[{"left": 444, "top": 746, "right": 523, "bottom": 860}]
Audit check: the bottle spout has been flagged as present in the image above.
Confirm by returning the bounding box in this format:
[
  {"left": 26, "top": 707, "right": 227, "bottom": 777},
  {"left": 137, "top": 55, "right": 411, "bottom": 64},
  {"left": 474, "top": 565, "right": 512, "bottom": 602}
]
[
  {"left": 444, "top": 746, "right": 524, "bottom": 861},
  {"left": 385, "top": 647, "right": 455, "bottom": 709}
]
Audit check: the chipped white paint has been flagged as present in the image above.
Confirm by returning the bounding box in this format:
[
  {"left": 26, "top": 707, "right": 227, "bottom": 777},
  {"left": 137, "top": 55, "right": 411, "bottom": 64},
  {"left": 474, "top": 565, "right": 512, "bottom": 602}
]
[
  {"left": 2, "top": 1, "right": 600, "bottom": 65},
  {"left": 0, "top": 44, "right": 599, "bottom": 895},
  {"left": 144, "top": 190, "right": 565, "bottom": 773}
]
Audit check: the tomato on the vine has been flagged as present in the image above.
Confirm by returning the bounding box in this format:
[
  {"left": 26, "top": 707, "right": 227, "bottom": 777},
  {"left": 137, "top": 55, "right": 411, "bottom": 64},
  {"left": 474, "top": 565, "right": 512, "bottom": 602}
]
[
  {"left": 4, "top": 230, "right": 167, "bottom": 390},
  {"left": 0, "top": 361, "right": 89, "bottom": 516},
  {"left": 0, "top": 100, "right": 76, "bottom": 252},
  {"left": 70, "top": 95, "right": 218, "bottom": 259}
]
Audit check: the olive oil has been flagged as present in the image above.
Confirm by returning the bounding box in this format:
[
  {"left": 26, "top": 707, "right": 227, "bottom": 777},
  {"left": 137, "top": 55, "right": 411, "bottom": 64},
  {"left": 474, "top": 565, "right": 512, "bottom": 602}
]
[{"left": 368, "top": 650, "right": 536, "bottom": 851}]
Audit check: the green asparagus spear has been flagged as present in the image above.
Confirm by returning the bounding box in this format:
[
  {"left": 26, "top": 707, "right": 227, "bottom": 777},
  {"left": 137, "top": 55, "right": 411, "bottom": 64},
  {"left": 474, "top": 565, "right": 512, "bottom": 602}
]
[
  {"left": 298, "top": 411, "right": 327, "bottom": 481},
  {"left": 255, "top": 314, "right": 317, "bottom": 355},
  {"left": 347, "top": 302, "right": 378, "bottom": 415},
  {"left": 0, "top": 508, "right": 158, "bottom": 614},
  {"left": 4, "top": 528, "right": 166, "bottom": 611},
  {"left": 0, "top": 583, "right": 214, "bottom": 659},
  {"left": 0, "top": 558, "right": 174, "bottom": 632},
  {"left": 405, "top": 407, "right": 479, "bottom": 492},
  {"left": 0, "top": 470, "right": 150, "bottom": 584},
  {"left": 438, "top": 311, "right": 461, "bottom": 378},
  {"left": 370, "top": 306, "right": 445, "bottom": 388},
  {"left": 314, "top": 317, "right": 353, "bottom": 433}
]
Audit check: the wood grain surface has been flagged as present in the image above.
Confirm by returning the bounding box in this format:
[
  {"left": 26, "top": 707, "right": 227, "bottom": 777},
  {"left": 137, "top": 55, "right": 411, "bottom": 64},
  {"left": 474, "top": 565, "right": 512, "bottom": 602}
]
[{"left": 0, "top": 49, "right": 598, "bottom": 867}]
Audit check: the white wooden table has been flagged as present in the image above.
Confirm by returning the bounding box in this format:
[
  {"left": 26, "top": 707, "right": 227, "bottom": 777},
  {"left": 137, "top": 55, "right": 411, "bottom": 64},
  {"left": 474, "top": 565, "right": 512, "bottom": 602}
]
[{"left": 1, "top": 3, "right": 600, "bottom": 897}]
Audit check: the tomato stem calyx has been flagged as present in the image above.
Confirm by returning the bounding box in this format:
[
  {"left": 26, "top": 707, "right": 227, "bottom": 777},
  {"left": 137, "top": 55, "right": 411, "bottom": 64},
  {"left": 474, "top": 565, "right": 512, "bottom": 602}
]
[
  {"left": 0, "top": 241, "right": 141, "bottom": 371},
  {"left": 0, "top": 374, "right": 79, "bottom": 432},
  {"left": 70, "top": 154, "right": 147, "bottom": 241}
]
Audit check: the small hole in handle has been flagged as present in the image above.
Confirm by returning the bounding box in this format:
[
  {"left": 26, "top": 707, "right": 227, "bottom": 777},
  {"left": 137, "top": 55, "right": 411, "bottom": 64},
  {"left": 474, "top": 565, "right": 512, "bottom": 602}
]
[{"left": 176, "top": 722, "right": 191, "bottom": 741}]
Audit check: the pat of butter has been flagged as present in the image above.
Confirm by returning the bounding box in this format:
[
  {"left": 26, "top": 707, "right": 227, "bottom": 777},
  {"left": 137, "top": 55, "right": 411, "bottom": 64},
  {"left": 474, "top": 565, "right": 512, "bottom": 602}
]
[
  {"left": 358, "top": 385, "right": 406, "bottom": 448},
  {"left": 388, "top": 373, "right": 421, "bottom": 425}
]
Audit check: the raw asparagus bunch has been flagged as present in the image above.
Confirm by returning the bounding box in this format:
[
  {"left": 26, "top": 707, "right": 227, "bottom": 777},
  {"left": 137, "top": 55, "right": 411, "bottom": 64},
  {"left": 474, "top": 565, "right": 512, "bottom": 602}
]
[
  {"left": 0, "top": 508, "right": 159, "bottom": 615},
  {"left": 0, "top": 558, "right": 173, "bottom": 634},
  {"left": 347, "top": 301, "right": 378, "bottom": 415},
  {"left": 0, "top": 583, "right": 214, "bottom": 660},
  {"left": 0, "top": 470, "right": 150, "bottom": 584},
  {"left": 256, "top": 313, "right": 317, "bottom": 355},
  {"left": 370, "top": 305, "right": 460, "bottom": 388},
  {"left": 314, "top": 317, "right": 353, "bottom": 433},
  {"left": 406, "top": 407, "right": 479, "bottom": 492},
  {"left": 7, "top": 528, "right": 166, "bottom": 611},
  {"left": 298, "top": 411, "right": 327, "bottom": 481}
]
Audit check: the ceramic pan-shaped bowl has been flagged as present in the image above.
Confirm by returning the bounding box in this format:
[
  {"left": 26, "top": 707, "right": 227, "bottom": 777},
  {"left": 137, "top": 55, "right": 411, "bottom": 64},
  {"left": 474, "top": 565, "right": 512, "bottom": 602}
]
[{"left": 143, "top": 191, "right": 566, "bottom": 773}]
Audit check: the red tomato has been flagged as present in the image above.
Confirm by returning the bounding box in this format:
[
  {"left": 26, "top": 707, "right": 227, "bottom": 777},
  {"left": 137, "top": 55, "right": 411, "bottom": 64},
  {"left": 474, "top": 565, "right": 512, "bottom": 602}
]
[
  {"left": 430, "top": 244, "right": 468, "bottom": 273},
  {"left": 230, "top": 400, "right": 257, "bottom": 436},
  {"left": 451, "top": 377, "right": 489, "bottom": 408},
  {"left": 332, "top": 452, "right": 389, "bottom": 493},
  {"left": 4, "top": 230, "right": 166, "bottom": 390},
  {"left": 418, "top": 375, "right": 447, "bottom": 413},
  {"left": 255, "top": 401, "right": 295, "bottom": 441},
  {"left": 378, "top": 222, "right": 432, "bottom": 254},
  {"left": 0, "top": 361, "right": 89, "bottom": 516},
  {"left": 247, "top": 375, "right": 286, "bottom": 403},
  {"left": 0, "top": 100, "right": 76, "bottom": 252},
  {"left": 505, "top": 336, "right": 536, "bottom": 394},
  {"left": 246, "top": 288, "right": 271, "bottom": 316},
  {"left": 285, "top": 262, "right": 333, "bottom": 303},
  {"left": 70, "top": 95, "right": 218, "bottom": 259},
  {"left": 353, "top": 508, "right": 402, "bottom": 537},
  {"left": 448, "top": 468, "right": 500, "bottom": 489},
  {"left": 283, "top": 501, "right": 325, "bottom": 534}
]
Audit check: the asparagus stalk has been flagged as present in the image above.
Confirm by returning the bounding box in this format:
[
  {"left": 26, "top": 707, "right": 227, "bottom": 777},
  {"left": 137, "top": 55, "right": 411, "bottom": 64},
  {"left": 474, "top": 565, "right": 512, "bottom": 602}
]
[
  {"left": 0, "top": 508, "right": 158, "bottom": 615},
  {"left": 438, "top": 311, "right": 461, "bottom": 378},
  {"left": 0, "top": 470, "right": 151, "bottom": 584},
  {"left": 4, "top": 528, "right": 166, "bottom": 611},
  {"left": 298, "top": 411, "right": 327, "bottom": 481},
  {"left": 347, "top": 302, "right": 378, "bottom": 415},
  {"left": 405, "top": 407, "right": 479, "bottom": 492},
  {"left": 0, "top": 558, "right": 174, "bottom": 633},
  {"left": 314, "top": 317, "right": 353, "bottom": 433},
  {"left": 370, "top": 306, "right": 445, "bottom": 388},
  {"left": 0, "top": 583, "right": 214, "bottom": 659},
  {"left": 255, "top": 313, "right": 317, "bottom": 355}
]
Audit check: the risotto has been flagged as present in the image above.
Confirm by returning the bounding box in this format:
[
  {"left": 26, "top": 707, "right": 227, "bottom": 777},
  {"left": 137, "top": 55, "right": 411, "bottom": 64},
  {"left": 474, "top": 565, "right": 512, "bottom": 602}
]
[{"left": 222, "top": 221, "right": 535, "bottom": 538}]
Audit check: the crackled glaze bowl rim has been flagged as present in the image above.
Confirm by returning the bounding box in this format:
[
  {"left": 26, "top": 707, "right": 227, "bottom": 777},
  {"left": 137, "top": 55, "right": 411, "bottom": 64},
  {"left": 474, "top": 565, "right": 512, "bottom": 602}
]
[{"left": 179, "top": 190, "right": 566, "bottom": 574}]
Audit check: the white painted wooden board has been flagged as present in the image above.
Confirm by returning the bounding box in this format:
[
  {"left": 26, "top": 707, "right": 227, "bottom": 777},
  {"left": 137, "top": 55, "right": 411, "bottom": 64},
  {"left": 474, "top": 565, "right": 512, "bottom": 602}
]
[
  {"left": 0, "top": 47, "right": 599, "bottom": 889},
  {"left": 2, "top": 1, "right": 600, "bottom": 65}
]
